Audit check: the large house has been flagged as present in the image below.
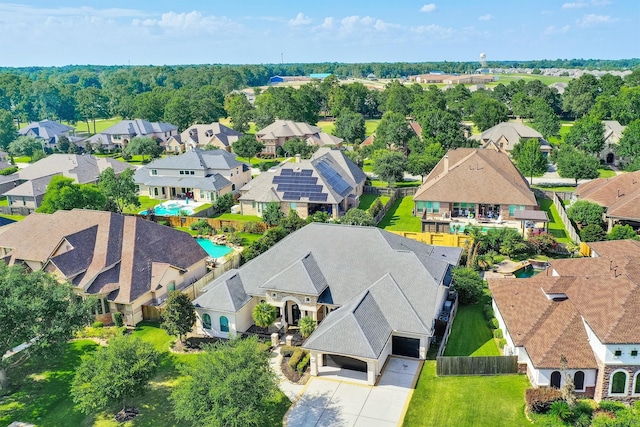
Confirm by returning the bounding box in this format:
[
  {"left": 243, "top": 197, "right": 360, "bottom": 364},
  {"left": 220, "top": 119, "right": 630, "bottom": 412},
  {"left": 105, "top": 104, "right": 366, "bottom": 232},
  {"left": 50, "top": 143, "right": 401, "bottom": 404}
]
[
  {"left": 0, "top": 154, "right": 131, "bottom": 211},
  {"left": 192, "top": 223, "right": 462, "bottom": 385},
  {"left": 239, "top": 148, "right": 366, "bottom": 219},
  {"left": 473, "top": 122, "right": 552, "bottom": 156},
  {"left": 574, "top": 170, "right": 640, "bottom": 232},
  {"left": 18, "top": 120, "right": 79, "bottom": 151},
  {"left": 255, "top": 120, "right": 343, "bottom": 156},
  {"left": 0, "top": 210, "right": 209, "bottom": 326},
  {"left": 489, "top": 239, "right": 640, "bottom": 403},
  {"left": 135, "top": 148, "right": 251, "bottom": 201},
  {"left": 413, "top": 149, "right": 538, "bottom": 231},
  {"left": 599, "top": 120, "right": 627, "bottom": 166},
  {"left": 165, "top": 123, "right": 244, "bottom": 153},
  {"left": 86, "top": 119, "right": 178, "bottom": 151}
]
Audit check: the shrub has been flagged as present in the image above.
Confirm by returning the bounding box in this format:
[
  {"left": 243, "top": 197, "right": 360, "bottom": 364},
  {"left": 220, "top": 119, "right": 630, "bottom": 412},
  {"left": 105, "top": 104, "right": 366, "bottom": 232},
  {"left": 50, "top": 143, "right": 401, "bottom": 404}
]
[
  {"left": 259, "top": 162, "right": 271, "bottom": 172},
  {"left": 580, "top": 224, "right": 606, "bottom": 242},
  {"left": 241, "top": 221, "right": 266, "bottom": 234},
  {"left": 112, "top": 312, "right": 124, "bottom": 327},
  {"left": 528, "top": 232, "right": 558, "bottom": 255},
  {"left": 280, "top": 345, "right": 296, "bottom": 358},
  {"left": 297, "top": 353, "right": 311, "bottom": 373},
  {"left": 289, "top": 348, "right": 307, "bottom": 370},
  {"left": 488, "top": 317, "right": 499, "bottom": 329},
  {"left": 451, "top": 267, "right": 484, "bottom": 305},
  {"left": 493, "top": 329, "right": 503, "bottom": 339},
  {"left": 549, "top": 401, "right": 573, "bottom": 421},
  {"left": 221, "top": 225, "right": 236, "bottom": 233},
  {"left": 226, "top": 232, "right": 243, "bottom": 246},
  {"left": 573, "top": 413, "right": 592, "bottom": 427},
  {"left": 368, "top": 198, "right": 384, "bottom": 217},
  {"left": 92, "top": 321, "right": 104, "bottom": 328},
  {"left": 211, "top": 193, "right": 235, "bottom": 215},
  {"left": 598, "top": 400, "right": 627, "bottom": 413},
  {"left": 483, "top": 304, "right": 494, "bottom": 321},
  {"left": 190, "top": 219, "right": 214, "bottom": 236},
  {"left": 0, "top": 166, "right": 18, "bottom": 176},
  {"left": 158, "top": 220, "right": 169, "bottom": 226},
  {"left": 497, "top": 338, "right": 507, "bottom": 349},
  {"left": 525, "top": 387, "right": 563, "bottom": 413}
]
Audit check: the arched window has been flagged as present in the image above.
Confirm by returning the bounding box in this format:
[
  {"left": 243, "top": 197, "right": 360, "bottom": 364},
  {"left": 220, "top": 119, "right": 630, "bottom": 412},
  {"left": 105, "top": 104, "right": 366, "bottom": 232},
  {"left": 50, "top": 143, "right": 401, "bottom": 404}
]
[
  {"left": 610, "top": 370, "right": 628, "bottom": 395},
  {"left": 202, "top": 313, "right": 211, "bottom": 330},
  {"left": 633, "top": 371, "right": 640, "bottom": 395},
  {"left": 550, "top": 371, "right": 562, "bottom": 388},
  {"left": 220, "top": 316, "right": 229, "bottom": 333},
  {"left": 574, "top": 371, "right": 585, "bottom": 391}
]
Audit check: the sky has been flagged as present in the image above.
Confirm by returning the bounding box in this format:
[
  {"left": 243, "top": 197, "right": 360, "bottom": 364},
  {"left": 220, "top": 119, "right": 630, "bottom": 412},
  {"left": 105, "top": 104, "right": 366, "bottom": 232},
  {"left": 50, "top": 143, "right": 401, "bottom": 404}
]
[{"left": 0, "top": 0, "right": 638, "bottom": 67}]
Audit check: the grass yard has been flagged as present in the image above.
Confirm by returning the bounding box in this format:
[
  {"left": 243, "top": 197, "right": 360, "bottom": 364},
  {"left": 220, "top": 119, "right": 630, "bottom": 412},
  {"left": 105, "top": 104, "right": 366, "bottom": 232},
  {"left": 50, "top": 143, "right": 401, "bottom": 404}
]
[
  {"left": 363, "top": 159, "right": 372, "bottom": 173},
  {"left": 0, "top": 323, "right": 290, "bottom": 427},
  {"left": 64, "top": 117, "right": 122, "bottom": 135},
  {"left": 365, "top": 119, "right": 381, "bottom": 136},
  {"left": 13, "top": 156, "right": 31, "bottom": 163},
  {"left": 598, "top": 167, "right": 616, "bottom": 178},
  {"left": 357, "top": 194, "right": 390, "bottom": 210},
  {"left": 538, "top": 198, "right": 571, "bottom": 243},
  {"left": 532, "top": 185, "right": 576, "bottom": 192},
  {"left": 0, "top": 214, "right": 26, "bottom": 221},
  {"left": 213, "top": 212, "right": 263, "bottom": 222},
  {"left": 548, "top": 124, "right": 572, "bottom": 145},
  {"left": 0, "top": 197, "right": 7, "bottom": 207},
  {"left": 444, "top": 303, "right": 500, "bottom": 357},
  {"left": 402, "top": 361, "right": 530, "bottom": 427},
  {"left": 123, "top": 196, "right": 165, "bottom": 214},
  {"left": 316, "top": 120, "right": 336, "bottom": 135},
  {"left": 377, "top": 196, "right": 421, "bottom": 232}
]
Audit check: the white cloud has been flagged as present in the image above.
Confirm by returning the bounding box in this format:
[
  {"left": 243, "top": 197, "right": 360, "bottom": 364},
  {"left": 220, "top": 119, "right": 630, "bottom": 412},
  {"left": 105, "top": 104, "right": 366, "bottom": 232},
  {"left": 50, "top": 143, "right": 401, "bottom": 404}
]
[
  {"left": 478, "top": 14, "right": 494, "bottom": 21},
  {"left": 543, "top": 25, "right": 571, "bottom": 35},
  {"left": 577, "top": 13, "right": 615, "bottom": 26},
  {"left": 420, "top": 4, "right": 437, "bottom": 13},
  {"left": 134, "top": 11, "right": 242, "bottom": 34},
  {"left": 562, "top": 1, "right": 588, "bottom": 8},
  {"left": 320, "top": 17, "right": 334, "bottom": 29},
  {"left": 591, "top": 0, "right": 612, "bottom": 5},
  {"left": 288, "top": 12, "right": 311, "bottom": 26}
]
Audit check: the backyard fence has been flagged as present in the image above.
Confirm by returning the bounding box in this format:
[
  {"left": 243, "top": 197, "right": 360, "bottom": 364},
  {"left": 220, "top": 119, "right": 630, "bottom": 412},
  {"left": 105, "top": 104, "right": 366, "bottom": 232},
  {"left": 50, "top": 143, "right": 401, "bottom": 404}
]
[
  {"left": 372, "top": 190, "right": 400, "bottom": 225},
  {"left": 551, "top": 192, "right": 581, "bottom": 244},
  {"left": 0, "top": 206, "right": 32, "bottom": 216},
  {"left": 391, "top": 231, "right": 470, "bottom": 248},
  {"left": 363, "top": 185, "right": 418, "bottom": 197},
  {"left": 436, "top": 356, "right": 518, "bottom": 376},
  {"left": 129, "top": 214, "right": 265, "bottom": 232},
  {"left": 437, "top": 296, "right": 459, "bottom": 357}
]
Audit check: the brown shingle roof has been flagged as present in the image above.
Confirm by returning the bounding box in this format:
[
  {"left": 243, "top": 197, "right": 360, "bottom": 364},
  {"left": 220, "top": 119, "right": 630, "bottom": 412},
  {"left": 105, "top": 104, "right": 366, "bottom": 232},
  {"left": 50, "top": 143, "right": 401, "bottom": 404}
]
[
  {"left": 0, "top": 210, "right": 208, "bottom": 304},
  {"left": 413, "top": 148, "right": 537, "bottom": 206},
  {"left": 575, "top": 171, "right": 640, "bottom": 220}
]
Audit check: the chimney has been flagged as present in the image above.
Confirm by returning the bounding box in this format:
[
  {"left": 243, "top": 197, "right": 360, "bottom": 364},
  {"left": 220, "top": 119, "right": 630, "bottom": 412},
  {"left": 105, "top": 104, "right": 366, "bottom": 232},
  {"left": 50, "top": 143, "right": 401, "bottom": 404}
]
[
  {"left": 443, "top": 155, "right": 449, "bottom": 173},
  {"left": 295, "top": 154, "right": 301, "bottom": 163}
]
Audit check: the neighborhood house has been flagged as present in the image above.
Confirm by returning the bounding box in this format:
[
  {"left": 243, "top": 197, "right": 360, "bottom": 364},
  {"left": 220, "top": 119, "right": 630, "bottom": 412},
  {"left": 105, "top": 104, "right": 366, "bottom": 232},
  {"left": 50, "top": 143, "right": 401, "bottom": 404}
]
[
  {"left": 165, "top": 122, "right": 244, "bottom": 153},
  {"left": 489, "top": 239, "right": 640, "bottom": 403},
  {"left": 255, "top": 120, "right": 343, "bottom": 156},
  {"left": 238, "top": 148, "right": 366, "bottom": 219},
  {"left": 0, "top": 210, "right": 209, "bottom": 326},
  {"left": 86, "top": 119, "right": 178, "bottom": 151},
  {"left": 18, "top": 119, "right": 80, "bottom": 151},
  {"left": 472, "top": 122, "right": 552, "bottom": 156},
  {"left": 192, "top": 223, "right": 462, "bottom": 385}
]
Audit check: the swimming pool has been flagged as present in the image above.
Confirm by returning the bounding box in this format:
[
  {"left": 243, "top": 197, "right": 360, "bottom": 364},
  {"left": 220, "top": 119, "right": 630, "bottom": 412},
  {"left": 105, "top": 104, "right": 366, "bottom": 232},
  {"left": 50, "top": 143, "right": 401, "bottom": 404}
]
[
  {"left": 140, "top": 203, "right": 194, "bottom": 216},
  {"left": 514, "top": 265, "right": 543, "bottom": 278},
  {"left": 196, "top": 238, "right": 232, "bottom": 258}
]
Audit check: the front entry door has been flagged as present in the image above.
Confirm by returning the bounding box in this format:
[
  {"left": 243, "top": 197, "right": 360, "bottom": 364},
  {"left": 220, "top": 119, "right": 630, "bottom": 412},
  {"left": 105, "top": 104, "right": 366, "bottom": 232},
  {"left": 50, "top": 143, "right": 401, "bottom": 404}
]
[{"left": 291, "top": 304, "right": 301, "bottom": 325}]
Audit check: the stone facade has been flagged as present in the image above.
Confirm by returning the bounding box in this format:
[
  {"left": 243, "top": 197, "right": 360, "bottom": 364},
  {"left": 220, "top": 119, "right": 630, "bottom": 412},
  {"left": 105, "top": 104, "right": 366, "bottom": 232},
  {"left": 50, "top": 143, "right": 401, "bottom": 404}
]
[{"left": 597, "top": 364, "right": 640, "bottom": 403}]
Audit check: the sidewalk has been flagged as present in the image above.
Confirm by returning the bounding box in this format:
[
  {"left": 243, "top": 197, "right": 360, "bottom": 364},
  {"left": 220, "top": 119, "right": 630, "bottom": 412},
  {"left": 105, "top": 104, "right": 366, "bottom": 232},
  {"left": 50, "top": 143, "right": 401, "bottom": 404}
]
[{"left": 269, "top": 345, "right": 305, "bottom": 401}]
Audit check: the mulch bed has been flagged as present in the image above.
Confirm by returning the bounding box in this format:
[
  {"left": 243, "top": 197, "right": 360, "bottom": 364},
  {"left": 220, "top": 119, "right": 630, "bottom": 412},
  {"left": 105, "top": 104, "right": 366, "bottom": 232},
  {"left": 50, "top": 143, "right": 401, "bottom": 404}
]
[{"left": 280, "top": 355, "right": 309, "bottom": 384}]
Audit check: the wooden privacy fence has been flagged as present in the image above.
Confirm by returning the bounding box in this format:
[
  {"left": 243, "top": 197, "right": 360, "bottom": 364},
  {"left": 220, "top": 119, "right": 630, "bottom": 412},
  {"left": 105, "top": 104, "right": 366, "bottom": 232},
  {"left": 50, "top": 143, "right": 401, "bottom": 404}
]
[
  {"left": 551, "top": 192, "right": 581, "bottom": 244},
  {"left": 390, "top": 231, "right": 470, "bottom": 248},
  {"left": 364, "top": 186, "right": 418, "bottom": 197},
  {"left": 436, "top": 356, "right": 518, "bottom": 376},
  {"left": 130, "top": 214, "right": 265, "bottom": 232}
]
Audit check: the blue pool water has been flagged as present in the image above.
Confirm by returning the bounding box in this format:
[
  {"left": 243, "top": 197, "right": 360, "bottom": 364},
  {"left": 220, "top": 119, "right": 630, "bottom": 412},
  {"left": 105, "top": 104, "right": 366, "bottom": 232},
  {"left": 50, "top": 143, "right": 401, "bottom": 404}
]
[
  {"left": 196, "top": 238, "right": 233, "bottom": 258},
  {"left": 140, "top": 203, "right": 194, "bottom": 216},
  {"left": 514, "top": 266, "right": 543, "bottom": 278}
]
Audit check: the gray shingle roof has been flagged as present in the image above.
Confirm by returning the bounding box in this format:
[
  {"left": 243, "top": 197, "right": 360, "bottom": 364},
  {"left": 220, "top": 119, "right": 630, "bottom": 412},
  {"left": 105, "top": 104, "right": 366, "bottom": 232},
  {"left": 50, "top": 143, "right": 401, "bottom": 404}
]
[
  {"left": 259, "top": 252, "right": 329, "bottom": 296},
  {"left": 8, "top": 154, "right": 131, "bottom": 184},
  {"left": 134, "top": 171, "right": 232, "bottom": 192},
  {"left": 180, "top": 123, "right": 243, "bottom": 147},
  {"left": 18, "top": 120, "right": 73, "bottom": 139},
  {"left": 143, "top": 148, "right": 246, "bottom": 171},
  {"left": 99, "top": 119, "right": 177, "bottom": 136},
  {"left": 193, "top": 269, "right": 252, "bottom": 312}
]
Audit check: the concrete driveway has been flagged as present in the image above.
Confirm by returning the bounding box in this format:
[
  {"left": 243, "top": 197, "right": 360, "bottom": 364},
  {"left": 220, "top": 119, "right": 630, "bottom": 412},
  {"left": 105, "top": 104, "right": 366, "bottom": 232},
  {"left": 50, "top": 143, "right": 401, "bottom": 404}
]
[{"left": 285, "top": 357, "right": 421, "bottom": 427}]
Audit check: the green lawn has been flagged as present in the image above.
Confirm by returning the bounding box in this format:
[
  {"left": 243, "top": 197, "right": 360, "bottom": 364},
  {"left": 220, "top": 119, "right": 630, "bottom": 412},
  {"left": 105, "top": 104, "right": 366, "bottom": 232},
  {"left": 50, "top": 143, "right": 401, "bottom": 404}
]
[
  {"left": 377, "top": 196, "right": 421, "bottom": 232},
  {"left": 317, "top": 120, "right": 335, "bottom": 135},
  {"left": 64, "top": 117, "right": 122, "bottom": 135},
  {"left": 532, "top": 185, "right": 576, "bottom": 192},
  {"left": 548, "top": 124, "right": 572, "bottom": 145},
  {"left": 403, "top": 361, "right": 530, "bottom": 427},
  {"left": 538, "top": 198, "right": 571, "bottom": 243},
  {"left": 213, "top": 213, "right": 263, "bottom": 222},
  {"left": 598, "top": 167, "right": 616, "bottom": 178},
  {"left": 444, "top": 303, "right": 500, "bottom": 357},
  {"left": 357, "top": 194, "right": 390, "bottom": 210},
  {"left": 0, "top": 323, "right": 290, "bottom": 426},
  {"left": 0, "top": 214, "right": 26, "bottom": 221},
  {"left": 0, "top": 197, "right": 7, "bottom": 207},
  {"left": 365, "top": 119, "right": 381, "bottom": 136},
  {"left": 13, "top": 156, "right": 31, "bottom": 163},
  {"left": 363, "top": 159, "right": 373, "bottom": 173}
]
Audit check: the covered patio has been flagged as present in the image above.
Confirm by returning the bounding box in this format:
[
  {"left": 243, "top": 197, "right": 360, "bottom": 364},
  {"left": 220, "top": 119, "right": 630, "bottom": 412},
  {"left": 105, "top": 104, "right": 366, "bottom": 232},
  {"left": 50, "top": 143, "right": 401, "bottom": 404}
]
[{"left": 514, "top": 209, "right": 549, "bottom": 236}]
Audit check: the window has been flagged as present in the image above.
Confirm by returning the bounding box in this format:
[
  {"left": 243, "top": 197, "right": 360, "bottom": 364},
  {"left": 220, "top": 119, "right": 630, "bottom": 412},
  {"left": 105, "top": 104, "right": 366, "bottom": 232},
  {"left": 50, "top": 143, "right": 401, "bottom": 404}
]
[
  {"left": 103, "top": 298, "right": 110, "bottom": 314},
  {"left": 168, "top": 282, "right": 176, "bottom": 291},
  {"left": 202, "top": 313, "right": 211, "bottom": 330},
  {"left": 190, "top": 171, "right": 195, "bottom": 175},
  {"left": 232, "top": 184, "right": 236, "bottom": 191},
  {"left": 305, "top": 297, "right": 311, "bottom": 303},
  {"left": 179, "top": 170, "right": 184, "bottom": 175},
  {"left": 610, "top": 370, "right": 628, "bottom": 395},
  {"left": 151, "top": 169, "right": 158, "bottom": 176},
  {"left": 632, "top": 350, "right": 638, "bottom": 357},
  {"left": 154, "top": 188, "right": 159, "bottom": 196},
  {"left": 509, "top": 205, "right": 525, "bottom": 217},
  {"left": 550, "top": 371, "right": 561, "bottom": 388},
  {"left": 634, "top": 372, "right": 640, "bottom": 395},
  {"left": 290, "top": 203, "right": 297, "bottom": 210},
  {"left": 574, "top": 371, "right": 585, "bottom": 391},
  {"left": 615, "top": 350, "right": 622, "bottom": 357},
  {"left": 220, "top": 316, "right": 229, "bottom": 333},
  {"left": 416, "top": 201, "right": 426, "bottom": 213},
  {"left": 427, "top": 201, "right": 440, "bottom": 213}
]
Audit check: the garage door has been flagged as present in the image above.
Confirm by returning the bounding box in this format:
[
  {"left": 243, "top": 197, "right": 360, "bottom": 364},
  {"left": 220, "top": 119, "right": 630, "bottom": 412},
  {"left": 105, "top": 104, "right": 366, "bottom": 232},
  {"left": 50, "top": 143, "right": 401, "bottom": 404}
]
[
  {"left": 323, "top": 354, "right": 367, "bottom": 372},
  {"left": 392, "top": 336, "right": 420, "bottom": 358}
]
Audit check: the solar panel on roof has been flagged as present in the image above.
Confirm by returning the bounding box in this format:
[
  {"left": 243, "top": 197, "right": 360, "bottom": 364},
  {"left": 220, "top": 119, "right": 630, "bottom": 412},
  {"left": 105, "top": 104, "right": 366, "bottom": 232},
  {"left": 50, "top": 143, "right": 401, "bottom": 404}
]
[
  {"left": 316, "top": 161, "right": 352, "bottom": 196},
  {"left": 301, "top": 170, "right": 313, "bottom": 176},
  {"left": 309, "top": 193, "right": 328, "bottom": 202},
  {"left": 283, "top": 192, "right": 300, "bottom": 200},
  {"left": 280, "top": 169, "right": 293, "bottom": 175}
]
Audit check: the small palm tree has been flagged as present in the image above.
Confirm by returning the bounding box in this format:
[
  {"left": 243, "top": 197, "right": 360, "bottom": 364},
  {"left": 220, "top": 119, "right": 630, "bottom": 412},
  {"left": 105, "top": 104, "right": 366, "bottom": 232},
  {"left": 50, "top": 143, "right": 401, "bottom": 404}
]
[
  {"left": 299, "top": 316, "right": 317, "bottom": 338},
  {"left": 252, "top": 302, "right": 276, "bottom": 329}
]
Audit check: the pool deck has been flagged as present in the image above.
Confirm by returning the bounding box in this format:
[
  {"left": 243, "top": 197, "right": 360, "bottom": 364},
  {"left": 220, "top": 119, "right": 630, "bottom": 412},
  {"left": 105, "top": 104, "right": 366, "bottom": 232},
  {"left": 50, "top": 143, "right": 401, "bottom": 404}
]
[{"left": 484, "top": 260, "right": 531, "bottom": 279}]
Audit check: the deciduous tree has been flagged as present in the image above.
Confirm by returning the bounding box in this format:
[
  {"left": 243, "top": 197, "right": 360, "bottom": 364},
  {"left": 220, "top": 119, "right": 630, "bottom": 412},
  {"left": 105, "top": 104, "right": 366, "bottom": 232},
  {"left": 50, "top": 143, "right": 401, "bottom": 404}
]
[
  {"left": 262, "top": 201, "right": 284, "bottom": 227},
  {"left": 341, "top": 208, "right": 374, "bottom": 226},
  {"left": 37, "top": 175, "right": 106, "bottom": 213},
  {"left": 232, "top": 135, "right": 264, "bottom": 162},
  {"left": 98, "top": 167, "right": 139, "bottom": 214},
  {"left": 555, "top": 145, "right": 600, "bottom": 185},
  {"left": 565, "top": 115, "right": 605, "bottom": 155},
  {"left": 161, "top": 291, "right": 197, "bottom": 343},
  {"left": 123, "top": 136, "right": 163, "bottom": 162},
  {"left": 372, "top": 150, "right": 406, "bottom": 186},
  {"left": 451, "top": 267, "right": 484, "bottom": 305},
  {"left": 333, "top": 109, "right": 366, "bottom": 144},
  {"left": 608, "top": 224, "right": 638, "bottom": 241},
  {"left": 567, "top": 200, "right": 605, "bottom": 227},
  {"left": 0, "top": 264, "right": 94, "bottom": 390},
  {"left": 8, "top": 135, "right": 42, "bottom": 157},
  {"left": 224, "top": 93, "right": 253, "bottom": 133},
  {"left": 471, "top": 98, "right": 509, "bottom": 131},
  {"left": 529, "top": 98, "right": 561, "bottom": 139},
  {"left": 0, "top": 109, "right": 16, "bottom": 150},
  {"left": 512, "top": 138, "right": 548, "bottom": 180},
  {"left": 71, "top": 335, "right": 160, "bottom": 414},
  {"left": 616, "top": 119, "right": 640, "bottom": 164},
  {"left": 374, "top": 112, "right": 413, "bottom": 153},
  {"left": 171, "top": 337, "right": 279, "bottom": 427}
]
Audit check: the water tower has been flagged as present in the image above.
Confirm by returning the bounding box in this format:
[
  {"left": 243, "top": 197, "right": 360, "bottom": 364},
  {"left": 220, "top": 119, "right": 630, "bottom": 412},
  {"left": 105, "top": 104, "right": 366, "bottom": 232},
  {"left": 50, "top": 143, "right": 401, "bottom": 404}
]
[{"left": 480, "top": 53, "right": 487, "bottom": 68}]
